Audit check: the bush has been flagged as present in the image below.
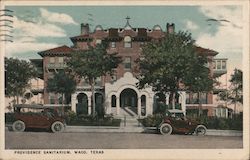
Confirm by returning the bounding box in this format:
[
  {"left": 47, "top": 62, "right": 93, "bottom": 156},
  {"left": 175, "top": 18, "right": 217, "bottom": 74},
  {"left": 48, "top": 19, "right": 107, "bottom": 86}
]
[
  {"left": 140, "top": 114, "right": 164, "bottom": 127},
  {"left": 5, "top": 113, "right": 15, "bottom": 123},
  {"left": 188, "top": 115, "right": 243, "bottom": 131},
  {"left": 65, "top": 112, "right": 121, "bottom": 126}
]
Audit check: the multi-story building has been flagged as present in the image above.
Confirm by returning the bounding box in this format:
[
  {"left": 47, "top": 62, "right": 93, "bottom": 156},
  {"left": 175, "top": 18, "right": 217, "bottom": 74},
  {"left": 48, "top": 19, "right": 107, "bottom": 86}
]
[{"left": 31, "top": 18, "right": 227, "bottom": 117}]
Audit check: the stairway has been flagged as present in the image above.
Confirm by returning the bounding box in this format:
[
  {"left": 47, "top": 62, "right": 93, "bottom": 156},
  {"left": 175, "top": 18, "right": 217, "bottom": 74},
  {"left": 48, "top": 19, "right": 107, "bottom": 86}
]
[{"left": 115, "top": 107, "right": 144, "bottom": 132}]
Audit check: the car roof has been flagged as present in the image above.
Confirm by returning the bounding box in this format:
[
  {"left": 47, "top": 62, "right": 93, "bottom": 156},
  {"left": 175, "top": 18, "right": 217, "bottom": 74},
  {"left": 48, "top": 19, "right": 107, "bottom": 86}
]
[{"left": 13, "top": 104, "right": 62, "bottom": 109}]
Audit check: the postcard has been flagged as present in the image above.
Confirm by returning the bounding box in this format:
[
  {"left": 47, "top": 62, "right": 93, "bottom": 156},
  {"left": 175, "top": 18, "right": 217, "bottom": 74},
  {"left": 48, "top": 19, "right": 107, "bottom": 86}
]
[{"left": 0, "top": 0, "right": 249, "bottom": 160}]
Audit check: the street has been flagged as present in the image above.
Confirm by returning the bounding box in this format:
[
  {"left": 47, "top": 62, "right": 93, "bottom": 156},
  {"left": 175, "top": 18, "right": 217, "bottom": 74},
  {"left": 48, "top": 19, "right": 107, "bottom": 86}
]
[{"left": 5, "top": 130, "right": 243, "bottom": 149}]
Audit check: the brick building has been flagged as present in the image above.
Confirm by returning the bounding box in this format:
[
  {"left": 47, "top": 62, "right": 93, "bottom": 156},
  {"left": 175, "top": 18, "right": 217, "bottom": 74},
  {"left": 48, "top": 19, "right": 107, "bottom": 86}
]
[{"left": 31, "top": 18, "right": 227, "bottom": 117}]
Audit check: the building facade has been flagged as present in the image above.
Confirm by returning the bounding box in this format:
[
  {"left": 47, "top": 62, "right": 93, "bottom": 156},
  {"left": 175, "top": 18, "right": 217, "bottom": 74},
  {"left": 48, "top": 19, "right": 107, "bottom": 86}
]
[{"left": 32, "top": 19, "right": 226, "bottom": 117}]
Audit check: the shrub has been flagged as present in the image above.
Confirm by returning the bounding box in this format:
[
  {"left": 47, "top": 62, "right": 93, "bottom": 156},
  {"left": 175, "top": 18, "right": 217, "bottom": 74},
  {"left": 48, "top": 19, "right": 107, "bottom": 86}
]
[
  {"left": 188, "top": 115, "right": 243, "bottom": 131},
  {"left": 5, "top": 112, "right": 15, "bottom": 123},
  {"left": 140, "top": 114, "right": 164, "bottom": 127},
  {"left": 65, "top": 112, "right": 121, "bottom": 126}
]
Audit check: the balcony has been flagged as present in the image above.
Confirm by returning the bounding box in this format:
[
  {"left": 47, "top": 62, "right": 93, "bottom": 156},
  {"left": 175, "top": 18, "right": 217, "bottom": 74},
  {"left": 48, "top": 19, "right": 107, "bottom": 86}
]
[
  {"left": 47, "top": 63, "right": 67, "bottom": 69},
  {"left": 213, "top": 58, "right": 227, "bottom": 77}
]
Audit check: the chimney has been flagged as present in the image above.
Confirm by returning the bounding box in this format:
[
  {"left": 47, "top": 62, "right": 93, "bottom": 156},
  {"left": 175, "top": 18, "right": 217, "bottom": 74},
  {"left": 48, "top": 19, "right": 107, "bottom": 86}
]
[
  {"left": 166, "top": 23, "right": 175, "bottom": 34},
  {"left": 81, "top": 23, "right": 90, "bottom": 35}
]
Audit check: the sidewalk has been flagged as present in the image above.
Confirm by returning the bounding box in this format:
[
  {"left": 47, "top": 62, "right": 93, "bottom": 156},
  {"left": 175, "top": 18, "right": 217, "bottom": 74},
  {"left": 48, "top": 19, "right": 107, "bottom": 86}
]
[
  {"left": 5, "top": 124, "right": 243, "bottom": 136},
  {"left": 64, "top": 125, "right": 242, "bottom": 136}
]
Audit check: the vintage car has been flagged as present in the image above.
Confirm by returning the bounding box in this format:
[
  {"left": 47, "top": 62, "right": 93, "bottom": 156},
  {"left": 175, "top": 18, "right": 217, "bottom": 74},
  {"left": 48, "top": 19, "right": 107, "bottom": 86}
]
[
  {"left": 12, "top": 104, "right": 66, "bottom": 133},
  {"left": 158, "top": 109, "right": 207, "bottom": 135}
]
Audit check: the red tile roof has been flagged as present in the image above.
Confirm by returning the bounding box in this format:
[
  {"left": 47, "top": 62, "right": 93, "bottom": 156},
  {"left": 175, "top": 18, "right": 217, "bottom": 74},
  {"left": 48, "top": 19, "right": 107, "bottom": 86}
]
[
  {"left": 38, "top": 45, "right": 73, "bottom": 57},
  {"left": 195, "top": 46, "right": 218, "bottom": 56}
]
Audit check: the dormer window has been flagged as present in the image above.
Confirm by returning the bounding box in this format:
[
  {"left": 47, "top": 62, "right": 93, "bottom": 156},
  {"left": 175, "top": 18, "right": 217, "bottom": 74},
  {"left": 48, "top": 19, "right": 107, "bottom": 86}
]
[
  {"left": 111, "top": 42, "right": 116, "bottom": 48},
  {"left": 96, "top": 39, "right": 102, "bottom": 44},
  {"left": 124, "top": 36, "right": 132, "bottom": 48},
  {"left": 49, "top": 57, "right": 55, "bottom": 63}
]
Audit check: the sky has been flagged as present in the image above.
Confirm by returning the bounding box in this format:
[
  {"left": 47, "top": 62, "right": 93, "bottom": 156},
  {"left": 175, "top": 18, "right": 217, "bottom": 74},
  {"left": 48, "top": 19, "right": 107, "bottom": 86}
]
[{"left": 2, "top": 5, "right": 243, "bottom": 77}]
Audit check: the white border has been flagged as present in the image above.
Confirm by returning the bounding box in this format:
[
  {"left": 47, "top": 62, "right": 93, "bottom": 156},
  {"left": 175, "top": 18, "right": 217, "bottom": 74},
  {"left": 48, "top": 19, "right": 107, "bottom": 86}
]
[{"left": 0, "top": 1, "right": 249, "bottom": 160}]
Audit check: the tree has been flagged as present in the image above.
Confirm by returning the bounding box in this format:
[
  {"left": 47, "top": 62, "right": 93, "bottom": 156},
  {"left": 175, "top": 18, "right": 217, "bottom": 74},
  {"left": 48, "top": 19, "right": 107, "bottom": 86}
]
[
  {"left": 219, "top": 69, "right": 243, "bottom": 114},
  {"left": 47, "top": 70, "right": 77, "bottom": 108},
  {"left": 138, "top": 31, "right": 213, "bottom": 110},
  {"left": 67, "top": 43, "right": 121, "bottom": 117},
  {"left": 5, "top": 57, "right": 37, "bottom": 104}
]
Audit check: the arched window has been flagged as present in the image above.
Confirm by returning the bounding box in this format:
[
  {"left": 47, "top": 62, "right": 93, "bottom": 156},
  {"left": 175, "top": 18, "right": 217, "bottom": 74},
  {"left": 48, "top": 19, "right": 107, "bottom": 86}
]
[
  {"left": 111, "top": 95, "right": 116, "bottom": 107},
  {"left": 141, "top": 95, "right": 146, "bottom": 116},
  {"left": 124, "top": 36, "right": 132, "bottom": 48}
]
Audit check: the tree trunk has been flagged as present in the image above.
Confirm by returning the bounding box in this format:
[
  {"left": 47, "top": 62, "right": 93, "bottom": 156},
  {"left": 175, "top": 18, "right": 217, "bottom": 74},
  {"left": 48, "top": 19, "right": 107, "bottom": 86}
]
[
  {"left": 62, "top": 93, "right": 65, "bottom": 114},
  {"left": 198, "top": 92, "right": 202, "bottom": 117},
  {"left": 17, "top": 96, "right": 19, "bottom": 105},
  {"left": 91, "top": 78, "right": 96, "bottom": 117}
]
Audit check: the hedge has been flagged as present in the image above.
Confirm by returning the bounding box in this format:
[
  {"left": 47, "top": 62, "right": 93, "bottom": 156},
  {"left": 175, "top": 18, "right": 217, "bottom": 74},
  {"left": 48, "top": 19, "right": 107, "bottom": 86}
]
[{"left": 140, "top": 114, "right": 243, "bottom": 131}]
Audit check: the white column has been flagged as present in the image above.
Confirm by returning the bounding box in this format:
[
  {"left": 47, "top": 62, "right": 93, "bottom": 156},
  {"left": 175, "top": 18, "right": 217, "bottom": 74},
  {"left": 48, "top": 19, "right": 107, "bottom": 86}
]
[
  {"left": 181, "top": 91, "right": 186, "bottom": 115},
  {"left": 71, "top": 94, "right": 77, "bottom": 112},
  {"left": 88, "top": 96, "right": 92, "bottom": 115},
  {"left": 106, "top": 96, "right": 111, "bottom": 114},
  {"left": 116, "top": 97, "right": 120, "bottom": 115},
  {"left": 166, "top": 94, "right": 169, "bottom": 105},
  {"left": 226, "top": 108, "right": 228, "bottom": 118},
  {"left": 147, "top": 96, "right": 153, "bottom": 116},
  {"left": 137, "top": 97, "right": 141, "bottom": 116}
]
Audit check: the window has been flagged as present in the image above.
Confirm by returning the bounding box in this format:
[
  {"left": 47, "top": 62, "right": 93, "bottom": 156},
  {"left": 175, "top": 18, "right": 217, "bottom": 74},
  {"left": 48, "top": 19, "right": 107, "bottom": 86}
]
[
  {"left": 58, "top": 57, "right": 64, "bottom": 63},
  {"left": 58, "top": 95, "right": 63, "bottom": 104},
  {"left": 49, "top": 93, "right": 55, "bottom": 104},
  {"left": 216, "top": 60, "right": 222, "bottom": 70},
  {"left": 111, "top": 42, "right": 116, "bottom": 48},
  {"left": 124, "top": 57, "right": 131, "bottom": 69},
  {"left": 124, "top": 36, "right": 132, "bottom": 48},
  {"left": 111, "top": 95, "right": 116, "bottom": 107},
  {"left": 49, "top": 57, "right": 55, "bottom": 63},
  {"left": 222, "top": 60, "right": 226, "bottom": 70},
  {"left": 186, "top": 92, "right": 208, "bottom": 104},
  {"left": 200, "top": 93, "right": 208, "bottom": 104}
]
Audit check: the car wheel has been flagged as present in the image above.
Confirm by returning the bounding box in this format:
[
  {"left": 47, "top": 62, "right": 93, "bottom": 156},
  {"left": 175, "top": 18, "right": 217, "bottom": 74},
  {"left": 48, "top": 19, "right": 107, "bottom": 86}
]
[
  {"left": 12, "top": 120, "right": 25, "bottom": 132},
  {"left": 195, "top": 125, "right": 207, "bottom": 136},
  {"left": 160, "top": 123, "right": 172, "bottom": 135},
  {"left": 51, "top": 121, "right": 64, "bottom": 133}
]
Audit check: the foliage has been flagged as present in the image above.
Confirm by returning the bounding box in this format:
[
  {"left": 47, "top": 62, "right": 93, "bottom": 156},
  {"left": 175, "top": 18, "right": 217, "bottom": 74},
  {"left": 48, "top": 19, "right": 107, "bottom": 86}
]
[
  {"left": 67, "top": 43, "right": 121, "bottom": 116},
  {"left": 187, "top": 115, "right": 243, "bottom": 131},
  {"left": 5, "top": 112, "right": 16, "bottom": 123},
  {"left": 139, "top": 114, "right": 164, "bottom": 127},
  {"left": 153, "top": 102, "right": 167, "bottom": 115},
  {"left": 138, "top": 31, "right": 213, "bottom": 109},
  {"left": 65, "top": 111, "right": 121, "bottom": 126},
  {"left": 47, "top": 70, "right": 76, "bottom": 104},
  {"left": 219, "top": 69, "right": 243, "bottom": 105},
  {"left": 5, "top": 57, "right": 37, "bottom": 102}
]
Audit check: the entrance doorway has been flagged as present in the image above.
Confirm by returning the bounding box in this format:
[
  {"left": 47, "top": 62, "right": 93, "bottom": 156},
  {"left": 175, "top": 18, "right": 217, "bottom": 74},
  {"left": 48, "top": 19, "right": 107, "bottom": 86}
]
[
  {"left": 76, "top": 93, "right": 88, "bottom": 115},
  {"left": 120, "top": 88, "right": 138, "bottom": 114}
]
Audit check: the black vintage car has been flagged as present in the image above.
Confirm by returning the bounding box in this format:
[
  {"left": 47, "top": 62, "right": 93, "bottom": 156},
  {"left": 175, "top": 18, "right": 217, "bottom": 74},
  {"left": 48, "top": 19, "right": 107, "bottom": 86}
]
[{"left": 158, "top": 110, "right": 207, "bottom": 135}]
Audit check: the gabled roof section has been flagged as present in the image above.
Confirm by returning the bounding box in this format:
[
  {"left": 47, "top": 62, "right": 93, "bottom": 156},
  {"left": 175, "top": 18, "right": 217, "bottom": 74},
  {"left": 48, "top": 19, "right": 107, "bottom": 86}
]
[
  {"left": 195, "top": 46, "right": 218, "bottom": 56},
  {"left": 38, "top": 45, "right": 73, "bottom": 57}
]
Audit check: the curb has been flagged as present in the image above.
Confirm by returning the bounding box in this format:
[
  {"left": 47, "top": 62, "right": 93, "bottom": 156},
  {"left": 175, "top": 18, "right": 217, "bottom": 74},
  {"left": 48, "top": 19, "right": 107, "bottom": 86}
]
[
  {"left": 143, "top": 127, "right": 243, "bottom": 136},
  {"left": 5, "top": 125, "right": 243, "bottom": 136}
]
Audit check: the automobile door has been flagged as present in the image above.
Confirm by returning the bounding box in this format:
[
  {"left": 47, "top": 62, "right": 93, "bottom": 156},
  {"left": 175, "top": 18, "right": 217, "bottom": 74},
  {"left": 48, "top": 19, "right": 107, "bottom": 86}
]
[
  {"left": 31, "top": 112, "right": 51, "bottom": 128},
  {"left": 171, "top": 116, "right": 190, "bottom": 132}
]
